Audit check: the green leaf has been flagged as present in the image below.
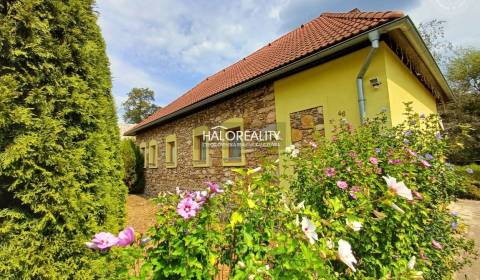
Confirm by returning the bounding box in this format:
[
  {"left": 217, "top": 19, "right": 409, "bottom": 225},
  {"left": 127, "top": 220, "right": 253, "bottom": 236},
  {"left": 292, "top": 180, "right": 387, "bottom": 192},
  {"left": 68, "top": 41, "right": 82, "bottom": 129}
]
[{"left": 230, "top": 211, "right": 244, "bottom": 228}]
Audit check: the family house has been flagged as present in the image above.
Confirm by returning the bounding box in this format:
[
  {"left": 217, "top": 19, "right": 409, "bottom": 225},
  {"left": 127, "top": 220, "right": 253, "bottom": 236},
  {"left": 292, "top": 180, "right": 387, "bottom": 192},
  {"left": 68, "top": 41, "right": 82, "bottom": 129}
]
[{"left": 124, "top": 9, "right": 453, "bottom": 196}]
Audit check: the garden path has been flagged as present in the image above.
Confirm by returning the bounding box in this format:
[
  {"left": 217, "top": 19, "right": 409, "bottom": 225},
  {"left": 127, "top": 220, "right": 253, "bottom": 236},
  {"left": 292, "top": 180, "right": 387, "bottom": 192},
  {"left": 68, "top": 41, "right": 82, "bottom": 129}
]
[
  {"left": 452, "top": 199, "right": 480, "bottom": 280},
  {"left": 126, "top": 194, "right": 158, "bottom": 234}
]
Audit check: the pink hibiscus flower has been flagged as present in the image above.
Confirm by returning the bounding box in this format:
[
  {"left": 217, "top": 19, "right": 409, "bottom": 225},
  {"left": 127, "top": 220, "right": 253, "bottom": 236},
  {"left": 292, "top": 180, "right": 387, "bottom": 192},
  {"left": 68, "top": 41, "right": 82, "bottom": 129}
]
[
  {"left": 406, "top": 148, "right": 417, "bottom": 157},
  {"left": 325, "top": 167, "right": 336, "bottom": 177},
  {"left": 86, "top": 232, "right": 119, "bottom": 250},
  {"left": 432, "top": 239, "right": 443, "bottom": 250},
  {"left": 420, "top": 159, "right": 431, "bottom": 168},
  {"left": 177, "top": 197, "right": 201, "bottom": 219},
  {"left": 206, "top": 181, "right": 224, "bottom": 194},
  {"left": 116, "top": 227, "right": 135, "bottom": 247},
  {"left": 337, "top": 181, "right": 348, "bottom": 190}
]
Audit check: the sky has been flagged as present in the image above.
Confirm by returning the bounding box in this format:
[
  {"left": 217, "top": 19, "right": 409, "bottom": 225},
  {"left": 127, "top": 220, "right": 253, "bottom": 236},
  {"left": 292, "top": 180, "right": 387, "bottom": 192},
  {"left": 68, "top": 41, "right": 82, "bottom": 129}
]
[{"left": 95, "top": 0, "right": 480, "bottom": 122}]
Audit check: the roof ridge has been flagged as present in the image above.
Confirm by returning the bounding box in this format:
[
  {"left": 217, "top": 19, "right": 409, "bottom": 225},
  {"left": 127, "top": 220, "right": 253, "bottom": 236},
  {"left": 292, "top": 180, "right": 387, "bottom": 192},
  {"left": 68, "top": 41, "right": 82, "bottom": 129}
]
[{"left": 321, "top": 10, "right": 404, "bottom": 20}]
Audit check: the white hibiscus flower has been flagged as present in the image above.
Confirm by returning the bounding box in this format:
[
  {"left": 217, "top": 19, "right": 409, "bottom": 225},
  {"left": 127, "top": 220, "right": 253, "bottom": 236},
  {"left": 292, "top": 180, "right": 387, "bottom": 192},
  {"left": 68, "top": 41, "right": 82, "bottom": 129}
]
[
  {"left": 338, "top": 239, "right": 357, "bottom": 272},
  {"left": 346, "top": 219, "right": 362, "bottom": 232},
  {"left": 301, "top": 217, "right": 318, "bottom": 244},
  {"left": 383, "top": 175, "right": 413, "bottom": 200}
]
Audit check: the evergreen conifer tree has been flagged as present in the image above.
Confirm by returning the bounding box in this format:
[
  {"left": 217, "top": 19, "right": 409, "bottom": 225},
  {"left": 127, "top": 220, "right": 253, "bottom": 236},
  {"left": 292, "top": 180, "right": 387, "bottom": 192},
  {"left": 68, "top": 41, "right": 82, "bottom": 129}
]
[{"left": 0, "top": 0, "right": 127, "bottom": 277}]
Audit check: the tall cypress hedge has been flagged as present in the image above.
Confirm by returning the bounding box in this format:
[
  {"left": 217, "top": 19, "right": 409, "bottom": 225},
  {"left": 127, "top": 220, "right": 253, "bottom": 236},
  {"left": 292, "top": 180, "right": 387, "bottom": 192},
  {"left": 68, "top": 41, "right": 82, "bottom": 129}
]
[{"left": 0, "top": 1, "right": 127, "bottom": 278}]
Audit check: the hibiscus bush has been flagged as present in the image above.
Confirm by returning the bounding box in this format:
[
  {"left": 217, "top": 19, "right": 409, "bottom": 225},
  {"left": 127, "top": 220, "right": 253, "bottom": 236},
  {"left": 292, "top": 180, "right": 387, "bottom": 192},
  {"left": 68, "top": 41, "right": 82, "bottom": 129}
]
[
  {"left": 114, "top": 104, "right": 475, "bottom": 279},
  {"left": 134, "top": 170, "right": 336, "bottom": 279},
  {"left": 289, "top": 104, "right": 476, "bottom": 279}
]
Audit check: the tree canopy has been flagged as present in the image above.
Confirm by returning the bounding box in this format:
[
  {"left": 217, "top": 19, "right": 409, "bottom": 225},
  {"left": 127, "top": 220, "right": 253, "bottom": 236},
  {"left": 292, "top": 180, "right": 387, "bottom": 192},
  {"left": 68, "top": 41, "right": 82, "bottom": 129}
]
[
  {"left": 417, "top": 19, "right": 479, "bottom": 164},
  {"left": 447, "top": 48, "right": 480, "bottom": 94},
  {"left": 443, "top": 48, "right": 480, "bottom": 163},
  {"left": 417, "top": 19, "right": 453, "bottom": 68},
  {"left": 122, "top": 87, "right": 158, "bottom": 123}
]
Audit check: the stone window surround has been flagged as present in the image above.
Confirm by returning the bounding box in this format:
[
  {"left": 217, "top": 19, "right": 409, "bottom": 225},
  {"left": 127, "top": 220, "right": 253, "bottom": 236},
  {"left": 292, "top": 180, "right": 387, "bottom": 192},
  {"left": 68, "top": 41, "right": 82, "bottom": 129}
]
[
  {"left": 165, "top": 134, "right": 177, "bottom": 168},
  {"left": 192, "top": 126, "right": 210, "bottom": 168}
]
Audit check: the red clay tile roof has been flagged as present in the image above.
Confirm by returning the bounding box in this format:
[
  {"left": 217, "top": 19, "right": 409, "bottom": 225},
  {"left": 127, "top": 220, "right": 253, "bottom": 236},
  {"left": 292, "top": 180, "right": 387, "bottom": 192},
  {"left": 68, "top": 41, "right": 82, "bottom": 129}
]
[{"left": 130, "top": 9, "right": 404, "bottom": 134}]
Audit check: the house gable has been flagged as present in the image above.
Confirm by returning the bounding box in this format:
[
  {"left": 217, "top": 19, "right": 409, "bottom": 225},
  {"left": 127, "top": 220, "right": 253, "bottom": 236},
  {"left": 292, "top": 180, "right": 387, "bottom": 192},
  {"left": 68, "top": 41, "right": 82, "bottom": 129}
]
[{"left": 384, "top": 43, "right": 438, "bottom": 126}]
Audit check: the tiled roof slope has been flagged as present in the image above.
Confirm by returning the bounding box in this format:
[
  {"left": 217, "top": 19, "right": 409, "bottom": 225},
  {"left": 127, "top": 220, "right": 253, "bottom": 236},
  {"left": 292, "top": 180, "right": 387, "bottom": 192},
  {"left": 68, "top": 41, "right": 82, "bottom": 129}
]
[{"left": 131, "top": 9, "right": 404, "bottom": 133}]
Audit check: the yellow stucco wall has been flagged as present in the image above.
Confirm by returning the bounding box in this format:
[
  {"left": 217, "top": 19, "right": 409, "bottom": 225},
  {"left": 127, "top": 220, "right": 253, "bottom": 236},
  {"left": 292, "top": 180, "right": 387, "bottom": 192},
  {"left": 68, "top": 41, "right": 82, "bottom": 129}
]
[
  {"left": 274, "top": 42, "right": 439, "bottom": 148},
  {"left": 383, "top": 46, "right": 438, "bottom": 126},
  {"left": 274, "top": 42, "right": 391, "bottom": 146}
]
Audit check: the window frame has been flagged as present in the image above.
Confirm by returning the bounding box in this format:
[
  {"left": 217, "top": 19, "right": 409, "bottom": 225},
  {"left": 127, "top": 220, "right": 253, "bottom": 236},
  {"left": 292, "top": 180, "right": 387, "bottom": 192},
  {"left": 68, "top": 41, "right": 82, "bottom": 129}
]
[
  {"left": 148, "top": 140, "right": 158, "bottom": 168},
  {"left": 192, "top": 126, "right": 210, "bottom": 167},
  {"left": 165, "top": 134, "right": 177, "bottom": 168},
  {"left": 139, "top": 142, "right": 147, "bottom": 168},
  {"left": 221, "top": 117, "right": 246, "bottom": 167},
  {"left": 226, "top": 126, "right": 242, "bottom": 160}
]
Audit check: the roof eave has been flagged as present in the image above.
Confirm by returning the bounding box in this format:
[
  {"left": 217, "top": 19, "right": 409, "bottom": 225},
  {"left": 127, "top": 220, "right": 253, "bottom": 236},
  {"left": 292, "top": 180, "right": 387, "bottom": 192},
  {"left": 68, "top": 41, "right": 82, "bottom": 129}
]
[
  {"left": 396, "top": 16, "right": 454, "bottom": 102},
  {"left": 125, "top": 16, "right": 450, "bottom": 136}
]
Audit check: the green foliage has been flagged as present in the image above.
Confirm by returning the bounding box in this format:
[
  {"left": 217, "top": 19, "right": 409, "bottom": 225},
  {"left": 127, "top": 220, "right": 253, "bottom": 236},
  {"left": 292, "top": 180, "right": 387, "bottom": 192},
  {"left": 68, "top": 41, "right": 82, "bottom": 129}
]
[
  {"left": 122, "top": 88, "right": 158, "bottom": 124},
  {"left": 290, "top": 104, "right": 475, "bottom": 279},
  {"left": 440, "top": 48, "right": 480, "bottom": 164},
  {"left": 447, "top": 48, "right": 480, "bottom": 94},
  {"left": 121, "top": 139, "right": 145, "bottom": 194},
  {"left": 455, "top": 164, "right": 480, "bottom": 200},
  {"left": 0, "top": 0, "right": 127, "bottom": 278},
  {"left": 135, "top": 167, "right": 334, "bottom": 279},
  {"left": 440, "top": 93, "right": 480, "bottom": 163},
  {"left": 120, "top": 105, "right": 475, "bottom": 279}
]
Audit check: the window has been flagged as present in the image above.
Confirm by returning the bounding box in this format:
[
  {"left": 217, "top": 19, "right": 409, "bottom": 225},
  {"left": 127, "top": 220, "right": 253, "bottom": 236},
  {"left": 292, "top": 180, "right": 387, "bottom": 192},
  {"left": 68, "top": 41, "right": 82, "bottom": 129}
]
[
  {"left": 192, "top": 126, "right": 210, "bottom": 167},
  {"left": 165, "top": 134, "right": 177, "bottom": 168},
  {"left": 167, "top": 141, "right": 175, "bottom": 162},
  {"left": 198, "top": 136, "right": 207, "bottom": 161},
  {"left": 148, "top": 140, "right": 158, "bottom": 168},
  {"left": 227, "top": 127, "right": 241, "bottom": 161},
  {"left": 139, "top": 142, "right": 147, "bottom": 168},
  {"left": 221, "top": 118, "right": 246, "bottom": 166}
]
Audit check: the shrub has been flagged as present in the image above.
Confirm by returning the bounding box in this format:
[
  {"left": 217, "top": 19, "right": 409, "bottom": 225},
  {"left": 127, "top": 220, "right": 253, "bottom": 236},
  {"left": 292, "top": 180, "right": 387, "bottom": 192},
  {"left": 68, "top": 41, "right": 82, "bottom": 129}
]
[
  {"left": 121, "top": 139, "right": 145, "bottom": 193},
  {"left": 136, "top": 168, "right": 335, "bottom": 279},
  {"left": 0, "top": 1, "right": 127, "bottom": 278},
  {"left": 289, "top": 104, "right": 475, "bottom": 279},
  {"left": 120, "top": 105, "right": 475, "bottom": 279},
  {"left": 455, "top": 164, "right": 480, "bottom": 200}
]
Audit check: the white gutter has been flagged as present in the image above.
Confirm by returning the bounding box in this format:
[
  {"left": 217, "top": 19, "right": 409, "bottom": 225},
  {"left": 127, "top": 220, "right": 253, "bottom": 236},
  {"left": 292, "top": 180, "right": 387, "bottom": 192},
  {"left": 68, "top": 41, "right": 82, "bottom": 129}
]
[{"left": 356, "top": 30, "right": 380, "bottom": 124}]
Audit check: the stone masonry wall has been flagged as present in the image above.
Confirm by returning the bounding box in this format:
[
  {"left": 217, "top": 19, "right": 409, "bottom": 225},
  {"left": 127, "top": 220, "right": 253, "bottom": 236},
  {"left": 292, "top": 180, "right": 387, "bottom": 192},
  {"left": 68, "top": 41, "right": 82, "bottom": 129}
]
[
  {"left": 135, "top": 82, "right": 278, "bottom": 196},
  {"left": 289, "top": 106, "right": 325, "bottom": 145}
]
